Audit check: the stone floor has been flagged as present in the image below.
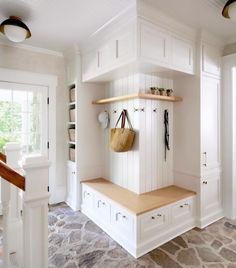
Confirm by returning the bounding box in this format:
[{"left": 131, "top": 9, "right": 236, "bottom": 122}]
[{"left": 48, "top": 203, "right": 236, "bottom": 268}]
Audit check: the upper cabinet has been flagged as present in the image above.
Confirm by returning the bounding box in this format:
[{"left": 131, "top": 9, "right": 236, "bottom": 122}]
[
  {"left": 140, "top": 21, "right": 170, "bottom": 66},
  {"left": 202, "top": 44, "right": 221, "bottom": 77},
  {"left": 171, "top": 36, "right": 194, "bottom": 74},
  {"left": 82, "top": 18, "right": 196, "bottom": 82}
]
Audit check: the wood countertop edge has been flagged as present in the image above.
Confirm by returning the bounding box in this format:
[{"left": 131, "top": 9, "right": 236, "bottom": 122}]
[{"left": 81, "top": 178, "right": 196, "bottom": 216}]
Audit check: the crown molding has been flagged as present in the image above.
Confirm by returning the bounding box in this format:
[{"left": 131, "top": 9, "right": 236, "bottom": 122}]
[{"left": 0, "top": 39, "right": 63, "bottom": 57}]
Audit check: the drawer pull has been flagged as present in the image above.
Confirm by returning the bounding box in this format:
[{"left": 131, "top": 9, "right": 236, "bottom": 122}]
[
  {"left": 203, "top": 181, "right": 208, "bottom": 185},
  {"left": 157, "top": 214, "right": 162, "bottom": 217},
  {"left": 122, "top": 215, "right": 127, "bottom": 219},
  {"left": 184, "top": 203, "right": 189, "bottom": 206},
  {"left": 180, "top": 205, "right": 184, "bottom": 208},
  {"left": 151, "top": 216, "right": 155, "bottom": 220}
]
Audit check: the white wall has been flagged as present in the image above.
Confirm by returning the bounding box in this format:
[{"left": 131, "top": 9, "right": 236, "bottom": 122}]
[
  {"left": 222, "top": 54, "right": 236, "bottom": 219},
  {"left": 104, "top": 73, "right": 174, "bottom": 194},
  {"left": 0, "top": 44, "right": 67, "bottom": 203}
]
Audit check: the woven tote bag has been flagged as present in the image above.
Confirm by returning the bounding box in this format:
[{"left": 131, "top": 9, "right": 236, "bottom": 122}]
[{"left": 110, "top": 109, "right": 135, "bottom": 152}]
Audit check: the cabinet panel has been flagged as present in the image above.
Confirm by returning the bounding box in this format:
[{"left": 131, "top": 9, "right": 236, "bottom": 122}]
[
  {"left": 140, "top": 22, "right": 170, "bottom": 64},
  {"left": 82, "top": 186, "right": 94, "bottom": 209},
  {"left": 172, "top": 37, "right": 194, "bottom": 73},
  {"left": 94, "top": 194, "right": 111, "bottom": 222},
  {"left": 98, "top": 39, "right": 114, "bottom": 72},
  {"left": 201, "top": 174, "right": 221, "bottom": 217},
  {"left": 201, "top": 76, "right": 221, "bottom": 171},
  {"left": 140, "top": 207, "right": 170, "bottom": 240},
  {"left": 115, "top": 27, "right": 135, "bottom": 66},
  {"left": 171, "top": 198, "right": 194, "bottom": 224},
  {"left": 202, "top": 45, "right": 221, "bottom": 76},
  {"left": 111, "top": 204, "right": 134, "bottom": 239},
  {"left": 82, "top": 50, "right": 98, "bottom": 81}
]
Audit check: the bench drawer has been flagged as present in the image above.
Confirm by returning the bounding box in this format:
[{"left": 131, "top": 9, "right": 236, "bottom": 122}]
[{"left": 140, "top": 207, "right": 170, "bottom": 240}]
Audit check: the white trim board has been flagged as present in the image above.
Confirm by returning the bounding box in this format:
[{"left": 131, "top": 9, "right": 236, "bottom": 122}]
[{"left": 0, "top": 68, "right": 60, "bottom": 204}]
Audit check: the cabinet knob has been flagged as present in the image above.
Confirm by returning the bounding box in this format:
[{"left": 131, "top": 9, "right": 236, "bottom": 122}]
[
  {"left": 180, "top": 205, "right": 184, "bottom": 208},
  {"left": 203, "top": 181, "right": 208, "bottom": 185},
  {"left": 157, "top": 214, "right": 162, "bottom": 217},
  {"left": 151, "top": 216, "right": 155, "bottom": 220},
  {"left": 122, "top": 215, "right": 127, "bottom": 219}
]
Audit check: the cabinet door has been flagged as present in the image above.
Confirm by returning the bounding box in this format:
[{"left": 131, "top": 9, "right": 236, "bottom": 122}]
[
  {"left": 82, "top": 50, "right": 98, "bottom": 81},
  {"left": 115, "top": 26, "right": 135, "bottom": 66},
  {"left": 202, "top": 44, "right": 221, "bottom": 76},
  {"left": 67, "top": 165, "right": 76, "bottom": 204},
  {"left": 98, "top": 39, "right": 114, "bottom": 73},
  {"left": 172, "top": 37, "right": 194, "bottom": 74},
  {"left": 140, "top": 22, "right": 170, "bottom": 65},
  {"left": 201, "top": 174, "right": 222, "bottom": 217},
  {"left": 201, "top": 76, "right": 221, "bottom": 171}
]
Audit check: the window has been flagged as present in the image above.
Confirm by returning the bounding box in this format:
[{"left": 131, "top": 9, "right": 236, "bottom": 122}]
[{"left": 0, "top": 82, "right": 48, "bottom": 155}]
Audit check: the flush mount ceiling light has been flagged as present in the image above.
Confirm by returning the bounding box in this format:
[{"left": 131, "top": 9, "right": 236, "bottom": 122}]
[
  {"left": 0, "top": 16, "right": 31, "bottom": 43},
  {"left": 222, "top": 0, "right": 236, "bottom": 20}
]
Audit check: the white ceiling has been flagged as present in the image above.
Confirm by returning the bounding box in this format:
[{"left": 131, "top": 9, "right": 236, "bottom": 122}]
[
  {"left": 0, "top": 0, "right": 235, "bottom": 53},
  {"left": 146, "top": 0, "right": 236, "bottom": 41},
  {"left": 0, "top": 0, "right": 135, "bottom": 52}
]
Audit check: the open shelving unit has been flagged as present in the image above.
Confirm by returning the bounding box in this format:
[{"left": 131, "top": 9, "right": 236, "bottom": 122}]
[
  {"left": 92, "top": 92, "right": 183, "bottom": 104},
  {"left": 68, "top": 84, "right": 76, "bottom": 163}
]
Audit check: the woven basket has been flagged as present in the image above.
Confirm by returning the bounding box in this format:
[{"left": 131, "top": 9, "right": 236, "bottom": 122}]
[
  {"left": 68, "top": 129, "right": 75, "bottom": 142},
  {"left": 69, "top": 109, "right": 75, "bottom": 122},
  {"left": 70, "top": 87, "right": 75, "bottom": 102},
  {"left": 69, "top": 148, "right": 75, "bottom": 161}
]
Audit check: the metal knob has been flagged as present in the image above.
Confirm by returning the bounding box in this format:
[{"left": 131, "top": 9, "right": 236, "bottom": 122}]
[{"left": 151, "top": 216, "right": 155, "bottom": 220}]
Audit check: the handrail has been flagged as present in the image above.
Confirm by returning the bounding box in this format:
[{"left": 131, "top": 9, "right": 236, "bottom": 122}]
[
  {"left": 0, "top": 160, "right": 25, "bottom": 191},
  {"left": 0, "top": 152, "right": 6, "bottom": 163}
]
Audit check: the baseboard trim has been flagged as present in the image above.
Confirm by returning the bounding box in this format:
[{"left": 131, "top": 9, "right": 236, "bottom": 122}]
[{"left": 196, "top": 210, "right": 224, "bottom": 229}]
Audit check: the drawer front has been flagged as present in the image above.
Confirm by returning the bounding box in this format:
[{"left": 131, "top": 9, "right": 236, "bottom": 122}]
[
  {"left": 82, "top": 186, "right": 94, "bottom": 209},
  {"left": 172, "top": 198, "right": 194, "bottom": 223},
  {"left": 94, "top": 194, "right": 111, "bottom": 222},
  {"left": 111, "top": 205, "right": 134, "bottom": 239},
  {"left": 140, "top": 207, "right": 170, "bottom": 240}
]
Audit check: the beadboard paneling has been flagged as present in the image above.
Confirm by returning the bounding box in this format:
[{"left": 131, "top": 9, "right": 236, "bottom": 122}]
[{"left": 104, "top": 73, "right": 173, "bottom": 194}]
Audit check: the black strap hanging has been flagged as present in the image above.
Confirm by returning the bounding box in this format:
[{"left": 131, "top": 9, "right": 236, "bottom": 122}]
[{"left": 164, "top": 109, "right": 170, "bottom": 161}]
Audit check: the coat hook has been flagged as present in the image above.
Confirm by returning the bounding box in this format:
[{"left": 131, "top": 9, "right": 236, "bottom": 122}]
[
  {"left": 134, "top": 108, "right": 139, "bottom": 112},
  {"left": 140, "top": 107, "right": 145, "bottom": 112},
  {"left": 153, "top": 108, "right": 157, "bottom": 113}
]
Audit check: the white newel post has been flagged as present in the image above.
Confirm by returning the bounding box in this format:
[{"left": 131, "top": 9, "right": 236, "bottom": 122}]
[
  {"left": 21, "top": 155, "right": 50, "bottom": 268},
  {"left": 1, "top": 180, "right": 11, "bottom": 268},
  {"left": 2, "top": 143, "right": 22, "bottom": 268}
]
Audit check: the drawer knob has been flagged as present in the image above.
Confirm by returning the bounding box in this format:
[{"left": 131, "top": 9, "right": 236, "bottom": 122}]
[
  {"left": 157, "top": 214, "right": 162, "bottom": 217},
  {"left": 122, "top": 215, "right": 127, "bottom": 219},
  {"left": 151, "top": 216, "right": 155, "bottom": 220},
  {"left": 180, "top": 205, "right": 184, "bottom": 208},
  {"left": 184, "top": 203, "right": 189, "bottom": 206},
  {"left": 203, "top": 181, "right": 208, "bottom": 185}
]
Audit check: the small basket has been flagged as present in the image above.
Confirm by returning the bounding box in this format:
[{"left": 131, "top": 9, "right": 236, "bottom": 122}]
[
  {"left": 69, "top": 148, "right": 75, "bottom": 161},
  {"left": 70, "top": 87, "right": 75, "bottom": 102},
  {"left": 68, "top": 129, "right": 75, "bottom": 142},
  {"left": 69, "top": 109, "right": 75, "bottom": 122}
]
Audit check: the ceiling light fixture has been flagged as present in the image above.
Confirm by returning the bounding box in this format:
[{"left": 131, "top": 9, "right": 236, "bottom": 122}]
[
  {"left": 222, "top": 0, "right": 236, "bottom": 20},
  {"left": 0, "top": 16, "right": 31, "bottom": 43}
]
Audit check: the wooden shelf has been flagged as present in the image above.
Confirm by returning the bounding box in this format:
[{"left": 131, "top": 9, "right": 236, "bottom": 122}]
[{"left": 92, "top": 93, "right": 182, "bottom": 105}]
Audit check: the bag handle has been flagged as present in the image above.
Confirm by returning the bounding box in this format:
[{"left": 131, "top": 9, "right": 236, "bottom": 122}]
[{"left": 115, "top": 109, "right": 133, "bottom": 130}]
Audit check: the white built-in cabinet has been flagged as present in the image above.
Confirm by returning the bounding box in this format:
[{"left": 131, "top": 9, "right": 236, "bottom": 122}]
[
  {"left": 201, "top": 76, "right": 221, "bottom": 171},
  {"left": 199, "top": 43, "right": 222, "bottom": 227},
  {"left": 82, "top": 18, "right": 195, "bottom": 82},
  {"left": 82, "top": 183, "right": 196, "bottom": 258}
]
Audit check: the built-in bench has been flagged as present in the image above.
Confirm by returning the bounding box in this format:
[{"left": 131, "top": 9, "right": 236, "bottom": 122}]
[{"left": 81, "top": 178, "right": 196, "bottom": 258}]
